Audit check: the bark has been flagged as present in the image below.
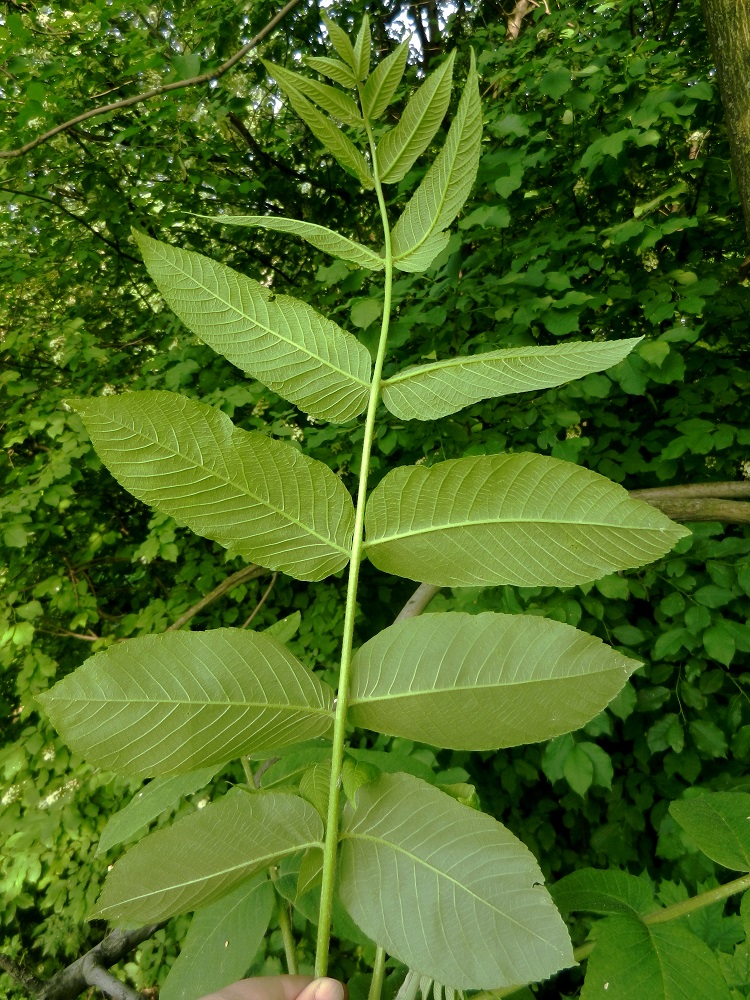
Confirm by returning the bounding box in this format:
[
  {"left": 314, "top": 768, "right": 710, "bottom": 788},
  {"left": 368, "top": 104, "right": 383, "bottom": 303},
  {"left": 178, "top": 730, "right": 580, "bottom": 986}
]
[
  {"left": 700, "top": 0, "right": 750, "bottom": 247},
  {"left": 506, "top": 0, "right": 536, "bottom": 42}
]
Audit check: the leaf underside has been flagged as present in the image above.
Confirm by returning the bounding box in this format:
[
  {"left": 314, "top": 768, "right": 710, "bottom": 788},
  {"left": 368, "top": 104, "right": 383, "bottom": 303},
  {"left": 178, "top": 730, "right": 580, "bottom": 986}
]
[
  {"left": 349, "top": 612, "right": 639, "bottom": 749},
  {"left": 198, "top": 214, "right": 384, "bottom": 271},
  {"left": 261, "top": 59, "right": 362, "bottom": 126},
  {"left": 550, "top": 868, "right": 656, "bottom": 918},
  {"left": 134, "top": 232, "right": 372, "bottom": 423},
  {"left": 670, "top": 791, "right": 750, "bottom": 871},
  {"left": 91, "top": 789, "right": 323, "bottom": 925},
  {"left": 381, "top": 338, "right": 643, "bottom": 420},
  {"left": 72, "top": 392, "right": 354, "bottom": 581},
  {"left": 361, "top": 40, "right": 409, "bottom": 121},
  {"left": 39, "top": 628, "right": 334, "bottom": 777},
  {"left": 338, "top": 772, "right": 574, "bottom": 988},
  {"left": 364, "top": 452, "right": 689, "bottom": 587}
]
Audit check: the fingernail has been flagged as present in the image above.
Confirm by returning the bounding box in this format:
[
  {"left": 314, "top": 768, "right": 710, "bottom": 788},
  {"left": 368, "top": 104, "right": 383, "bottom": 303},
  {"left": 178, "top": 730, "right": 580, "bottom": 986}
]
[{"left": 313, "top": 978, "right": 344, "bottom": 1000}]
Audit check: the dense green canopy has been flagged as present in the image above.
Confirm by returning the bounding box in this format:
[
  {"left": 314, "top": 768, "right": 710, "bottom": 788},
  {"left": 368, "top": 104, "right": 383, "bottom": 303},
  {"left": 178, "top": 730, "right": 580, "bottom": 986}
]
[{"left": 2, "top": 1, "right": 750, "bottom": 996}]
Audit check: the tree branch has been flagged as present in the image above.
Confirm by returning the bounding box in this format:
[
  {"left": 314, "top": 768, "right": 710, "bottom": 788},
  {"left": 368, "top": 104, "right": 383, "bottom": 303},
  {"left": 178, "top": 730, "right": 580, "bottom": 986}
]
[
  {"left": 505, "top": 0, "right": 536, "bottom": 41},
  {"left": 630, "top": 481, "right": 750, "bottom": 524},
  {"left": 0, "top": 0, "right": 303, "bottom": 159},
  {"left": 394, "top": 583, "right": 442, "bottom": 622},
  {"left": 630, "top": 481, "right": 750, "bottom": 501},
  {"left": 166, "top": 564, "right": 267, "bottom": 632},
  {"left": 36, "top": 926, "right": 160, "bottom": 1000}
]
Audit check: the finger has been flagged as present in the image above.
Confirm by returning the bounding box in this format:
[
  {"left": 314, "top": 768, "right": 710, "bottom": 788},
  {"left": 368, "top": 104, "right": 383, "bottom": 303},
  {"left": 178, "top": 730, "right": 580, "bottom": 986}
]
[
  {"left": 199, "top": 974, "right": 315, "bottom": 1000},
  {"left": 296, "top": 979, "right": 346, "bottom": 1000}
]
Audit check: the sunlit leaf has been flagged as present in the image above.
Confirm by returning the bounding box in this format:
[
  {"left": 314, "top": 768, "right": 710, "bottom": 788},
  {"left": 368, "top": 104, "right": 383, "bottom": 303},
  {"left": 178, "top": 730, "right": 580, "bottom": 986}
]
[
  {"left": 306, "top": 55, "right": 357, "bottom": 89},
  {"left": 261, "top": 60, "right": 362, "bottom": 127},
  {"left": 349, "top": 612, "right": 639, "bottom": 749},
  {"left": 391, "top": 52, "right": 481, "bottom": 272},
  {"left": 134, "top": 234, "right": 372, "bottom": 422},
  {"left": 377, "top": 51, "right": 455, "bottom": 184},
  {"left": 71, "top": 392, "right": 354, "bottom": 580},
  {"left": 160, "top": 875, "right": 274, "bottom": 1000},
  {"left": 381, "top": 338, "right": 642, "bottom": 420},
  {"left": 339, "top": 772, "right": 574, "bottom": 988},
  {"left": 97, "top": 767, "right": 221, "bottom": 855},
  {"left": 91, "top": 788, "right": 323, "bottom": 924},
  {"left": 321, "top": 15, "right": 356, "bottom": 70},
  {"left": 364, "top": 452, "right": 688, "bottom": 587},
  {"left": 39, "top": 628, "right": 334, "bottom": 776},
  {"left": 362, "top": 40, "right": 409, "bottom": 121},
  {"left": 196, "top": 214, "right": 383, "bottom": 271},
  {"left": 352, "top": 15, "right": 370, "bottom": 81}
]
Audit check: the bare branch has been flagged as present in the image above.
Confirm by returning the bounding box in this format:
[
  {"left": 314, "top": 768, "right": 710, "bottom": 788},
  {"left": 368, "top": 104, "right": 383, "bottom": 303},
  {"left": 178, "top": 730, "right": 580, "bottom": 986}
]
[
  {"left": 0, "top": 0, "right": 303, "bottom": 159},
  {"left": 506, "top": 0, "right": 536, "bottom": 41},
  {"left": 167, "top": 564, "right": 267, "bottom": 632},
  {"left": 636, "top": 497, "right": 750, "bottom": 524},
  {"left": 394, "top": 583, "right": 442, "bottom": 622},
  {"left": 241, "top": 572, "right": 279, "bottom": 629},
  {"left": 630, "top": 481, "right": 750, "bottom": 501},
  {"left": 37, "top": 926, "right": 160, "bottom": 1000}
]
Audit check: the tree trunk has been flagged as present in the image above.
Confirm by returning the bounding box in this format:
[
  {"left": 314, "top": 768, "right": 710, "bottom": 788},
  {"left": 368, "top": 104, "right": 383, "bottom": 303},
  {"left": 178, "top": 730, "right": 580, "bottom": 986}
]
[{"left": 700, "top": 0, "right": 750, "bottom": 248}]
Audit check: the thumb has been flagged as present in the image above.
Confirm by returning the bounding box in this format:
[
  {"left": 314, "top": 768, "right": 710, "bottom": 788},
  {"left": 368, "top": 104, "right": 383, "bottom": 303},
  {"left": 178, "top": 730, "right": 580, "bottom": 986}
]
[{"left": 296, "top": 979, "right": 346, "bottom": 1000}]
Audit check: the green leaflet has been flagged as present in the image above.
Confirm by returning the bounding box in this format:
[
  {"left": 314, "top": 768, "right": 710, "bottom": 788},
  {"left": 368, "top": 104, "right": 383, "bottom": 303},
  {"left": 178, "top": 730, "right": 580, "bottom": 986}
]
[
  {"left": 38, "top": 629, "right": 334, "bottom": 777},
  {"left": 338, "top": 772, "right": 574, "bottom": 988},
  {"left": 381, "top": 338, "right": 643, "bottom": 420},
  {"left": 279, "top": 84, "right": 373, "bottom": 188},
  {"left": 134, "top": 233, "right": 372, "bottom": 423},
  {"left": 349, "top": 612, "right": 639, "bottom": 750},
  {"left": 261, "top": 60, "right": 362, "bottom": 127},
  {"left": 71, "top": 392, "right": 354, "bottom": 581},
  {"left": 550, "top": 869, "right": 656, "bottom": 918},
  {"left": 580, "top": 915, "right": 732, "bottom": 1000},
  {"left": 670, "top": 792, "right": 750, "bottom": 871},
  {"left": 97, "top": 767, "right": 221, "bottom": 855},
  {"left": 160, "top": 875, "right": 274, "bottom": 1000},
  {"left": 364, "top": 452, "right": 689, "bottom": 587},
  {"left": 361, "top": 39, "right": 409, "bottom": 121},
  {"left": 391, "top": 52, "right": 482, "bottom": 272},
  {"left": 352, "top": 15, "right": 370, "bottom": 82},
  {"left": 377, "top": 51, "right": 456, "bottom": 185},
  {"left": 196, "top": 214, "right": 384, "bottom": 271},
  {"left": 263, "top": 610, "right": 302, "bottom": 645},
  {"left": 321, "top": 14, "right": 356, "bottom": 70},
  {"left": 91, "top": 788, "right": 323, "bottom": 924},
  {"left": 305, "top": 55, "right": 357, "bottom": 89}
]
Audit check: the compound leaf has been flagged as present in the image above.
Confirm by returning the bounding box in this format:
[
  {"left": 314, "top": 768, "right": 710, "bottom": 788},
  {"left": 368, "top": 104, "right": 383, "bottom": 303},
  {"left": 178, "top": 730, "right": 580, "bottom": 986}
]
[
  {"left": 97, "top": 767, "right": 221, "bottom": 855},
  {"left": 91, "top": 789, "right": 323, "bottom": 924},
  {"left": 160, "top": 875, "right": 274, "bottom": 1000},
  {"left": 377, "top": 51, "right": 455, "bottom": 184},
  {"left": 349, "top": 612, "right": 639, "bottom": 750},
  {"left": 267, "top": 70, "right": 372, "bottom": 188},
  {"left": 391, "top": 52, "right": 481, "bottom": 272},
  {"left": 71, "top": 392, "right": 354, "bottom": 581},
  {"left": 261, "top": 60, "right": 362, "bottom": 127},
  {"left": 39, "top": 628, "right": 334, "bottom": 777},
  {"left": 364, "top": 452, "right": 688, "bottom": 587},
  {"left": 670, "top": 792, "right": 750, "bottom": 871},
  {"left": 134, "top": 233, "right": 372, "bottom": 422},
  {"left": 362, "top": 40, "right": 409, "bottom": 121},
  {"left": 321, "top": 15, "right": 356, "bottom": 70},
  {"left": 197, "top": 214, "right": 383, "bottom": 271},
  {"left": 381, "top": 338, "right": 642, "bottom": 420},
  {"left": 338, "top": 772, "right": 574, "bottom": 988},
  {"left": 352, "top": 15, "right": 370, "bottom": 81},
  {"left": 580, "top": 915, "right": 731, "bottom": 1000}
]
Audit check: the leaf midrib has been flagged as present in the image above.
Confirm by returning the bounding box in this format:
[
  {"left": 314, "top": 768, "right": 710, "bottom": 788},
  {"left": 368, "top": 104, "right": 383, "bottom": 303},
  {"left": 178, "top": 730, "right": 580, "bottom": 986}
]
[
  {"left": 341, "top": 830, "right": 558, "bottom": 947},
  {"left": 364, "top": 516, "right": 673, "bottom": 548},
  {"left": 100, "top": 414, "right": 353, "bottom": 557},
  {"left": 379, "top": 58, "right": 452, "bottom": 181},
  {"left": 158, "top": 246, "right": 371, "bottom": 390},
  {"left": 220, "top": 217, "right": 382, "bottom": 264},
  {"left": 97, "top": 839, "right": 325, "bottom": 913},
  {"left": 55, "top": 695, "right": 333, "bottom": 714}
]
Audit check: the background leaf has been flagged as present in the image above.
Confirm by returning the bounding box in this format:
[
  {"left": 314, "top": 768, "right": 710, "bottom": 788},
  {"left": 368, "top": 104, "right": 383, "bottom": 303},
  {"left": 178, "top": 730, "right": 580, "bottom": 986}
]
[
  {"left": 97, "top": 767, "right": 221, "bottom": 855},
  {"left": 338, "top": 771, "right": 574, "bottom": 988},
  {"left": 670, "top": 792, "right": 750, "bottom": 871},
  {"left": 377, "top": 52, "right": 455, "bottom": 184},
  {"left": 364, "top": 452, "right": 688, "bottom": 587},
  {"left": 391, "top": 52, "right": 482, "bottom": 271},
  {"left": 135, "top": 233, "right": 372, "bottom": 422},
  {"left": 381, "top": 338, "right": 642, "bottom": 420},
  {"left": 39, "top": 628, "right": 334, "bottom": 777},
  {"left": 580, "top": 915, "right": 732, "bottom": 1000},
  {"left": 91, "top": 788, "right": 323, "bottom": 925},
  {"left": 159, "top": 875, "right": 274, "bottom": 1000},
  {"left": 349, "top": 611, "right": 639, "bottom": 749},
  {"left": 550, "top": 868, "right": 656, "bottom": 917},
  {"left": 72, "top": 392, "right": 354, "bottom": 581},
  {"left": 196, "top": 214, "right": 383, "bottom": 270}
]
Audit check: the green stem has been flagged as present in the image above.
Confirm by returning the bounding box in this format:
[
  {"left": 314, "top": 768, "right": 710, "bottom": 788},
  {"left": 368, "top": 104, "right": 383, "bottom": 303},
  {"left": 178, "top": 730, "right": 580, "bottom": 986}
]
[
  {"left": 240, "top": 756, "right": 255, "bottom": 787},
  {"left": 270, "top": 867, "right": 298, "bottom": 975},
  {"left": 368, "top": 947, "right": 387, "bottom": 1000},
  {"left": 315, "top": 105, "right": 394, "bottom": 977},
  {"left": 478, "top": 872, "right": 750, "bottom": 998}
]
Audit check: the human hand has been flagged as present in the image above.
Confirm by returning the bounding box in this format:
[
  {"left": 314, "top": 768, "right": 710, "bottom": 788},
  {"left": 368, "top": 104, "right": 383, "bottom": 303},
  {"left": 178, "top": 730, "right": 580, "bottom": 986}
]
[{"left": 199, "top": 974, "right": 346, "bottom": 1000}]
